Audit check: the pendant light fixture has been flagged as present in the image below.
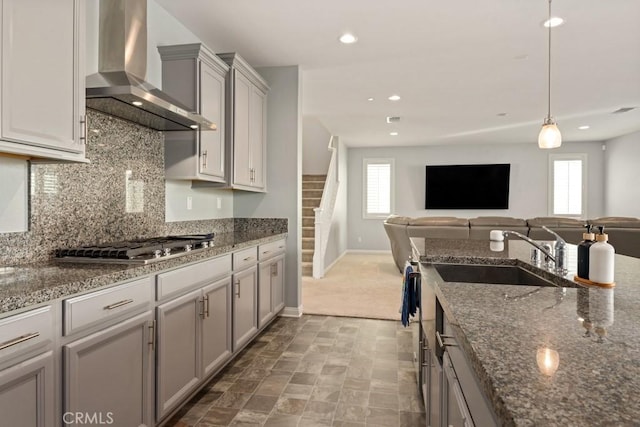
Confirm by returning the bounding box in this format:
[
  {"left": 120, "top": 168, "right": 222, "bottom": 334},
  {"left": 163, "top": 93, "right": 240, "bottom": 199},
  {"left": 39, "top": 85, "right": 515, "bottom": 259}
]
[{"left": 538, "top": 0, "right": 562, "bottom": 149}]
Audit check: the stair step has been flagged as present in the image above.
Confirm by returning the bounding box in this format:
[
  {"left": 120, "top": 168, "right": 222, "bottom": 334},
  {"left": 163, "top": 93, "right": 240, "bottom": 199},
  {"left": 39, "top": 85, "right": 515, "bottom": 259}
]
[
  {"left": 302, "top": 217, "right": 314, "bottom": 228},
  {"left": 302, "top": 198, "right": 322, "bottom": 208},
  {"left": 302, "top": 175, "right": 327, "bottom": 182},
  {"left": 302, "top": 181, "right": 325, "bottom": 190},
  {"left": 302, "top": 249, "right": 314, "bottom": 263},
  {"left": 303, "top": 189, "right": 324, "bottom": 198},
  {"left": 302, "top": 227, "right": 314, "bottom": 238},
  {"left": 302, "top": 238, "right": 314, "bottom": 250},
  {"left": 302, "top": 207, "right": 315, "bottom": 217},
  {"left": 302, "top": 262, "right": 313, "bottom": 276}
]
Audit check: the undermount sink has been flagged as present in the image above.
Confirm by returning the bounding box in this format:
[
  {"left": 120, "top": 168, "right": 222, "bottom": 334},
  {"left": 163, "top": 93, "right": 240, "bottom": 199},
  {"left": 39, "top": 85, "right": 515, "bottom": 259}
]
[{"left": 432, "top": 263, "right": 557, "bottom": 287}]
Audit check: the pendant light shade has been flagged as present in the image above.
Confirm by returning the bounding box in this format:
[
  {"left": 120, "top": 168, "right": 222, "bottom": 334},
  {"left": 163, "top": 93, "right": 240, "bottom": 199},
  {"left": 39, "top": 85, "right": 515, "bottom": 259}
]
[
  {"left": 539, "top": 117, "right": 562, "bottom": 148},
  {"left": 539, "top": 0, "right": 561, "bottom": 149}
]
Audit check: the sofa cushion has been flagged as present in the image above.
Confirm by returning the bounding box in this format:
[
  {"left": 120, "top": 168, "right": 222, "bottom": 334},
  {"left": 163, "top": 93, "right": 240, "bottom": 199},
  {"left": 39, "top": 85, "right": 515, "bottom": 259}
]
[
  {"left": 589, "top": 217, "right": 640, "bottom": 229},
  {"left": 527, "top": 216, "right": 585, "bottom": 228},
  {"left": 408, "top": 216, "right": 469, "bottom": 227},
  {"left": 469, "top": 216, "right": 526, "bottom": 227}
]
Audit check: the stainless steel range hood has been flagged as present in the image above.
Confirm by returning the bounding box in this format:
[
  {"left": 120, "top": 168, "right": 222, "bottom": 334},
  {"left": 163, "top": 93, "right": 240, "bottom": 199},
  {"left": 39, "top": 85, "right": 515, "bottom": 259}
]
[{"left": 86, "top": 0, "right": 216, "bottom": 132}]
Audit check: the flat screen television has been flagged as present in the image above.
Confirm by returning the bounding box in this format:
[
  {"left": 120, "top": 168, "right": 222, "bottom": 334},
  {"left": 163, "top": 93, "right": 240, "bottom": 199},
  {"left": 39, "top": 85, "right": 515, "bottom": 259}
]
[{"left": 425, "top": 163, "right": 510, "bottom": 209}]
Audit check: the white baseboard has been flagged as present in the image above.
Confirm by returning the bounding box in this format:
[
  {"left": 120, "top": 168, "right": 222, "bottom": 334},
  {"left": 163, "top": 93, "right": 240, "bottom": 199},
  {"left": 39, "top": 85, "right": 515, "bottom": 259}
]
[
  {"left": 314, "top": 251, "right": 347, "bottom": 278},
  {"left": 280, "top": 305, "right": 303, "bottom": 318},
  {"left": 345, "top": 249, "right": 393, "bottom": 255}
]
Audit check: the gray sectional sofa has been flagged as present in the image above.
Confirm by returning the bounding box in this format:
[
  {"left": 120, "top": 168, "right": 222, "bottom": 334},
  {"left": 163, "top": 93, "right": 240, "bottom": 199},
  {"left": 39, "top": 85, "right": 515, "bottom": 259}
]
[{"left": 383, "top": 215, "right": 640, "bottom": 273}]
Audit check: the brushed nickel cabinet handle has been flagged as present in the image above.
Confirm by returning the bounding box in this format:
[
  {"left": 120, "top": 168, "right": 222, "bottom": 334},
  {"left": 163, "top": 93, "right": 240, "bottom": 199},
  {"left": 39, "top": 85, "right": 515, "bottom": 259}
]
[
  {"left": 103, "top": 299, "right": 134, "bottom": 310},
  {"left": 0, "top": 332, "right": 40, "bottom": 351},
  {"left": 436, "top": 331, "right": 457, "bottom": 348},
  {"left": 243, "top": 256, "right": 254, "bottom": 261},
  {"left": 235, "top": 280, "right": 241, "bottom": 298},
  {"left": 148, "top": 320, "right": 156, "bottom": 351},
  {"left": 199, "top": 297, "right": 206, "bottom": 319},
  {"left": 204, "top": 295, "right": 210, "bottom": 318},
  {"left": 202, "top": 150, "right": 208, "bottom": 168},
  {"left": 79, "top": 115, "right": 87, "bottom": 144}
]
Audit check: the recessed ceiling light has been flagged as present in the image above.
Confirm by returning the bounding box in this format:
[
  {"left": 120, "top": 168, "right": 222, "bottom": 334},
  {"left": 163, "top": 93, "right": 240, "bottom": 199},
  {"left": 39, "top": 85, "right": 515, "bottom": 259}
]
[
  {"left": 390, "top": 132, "right": 398, "bottom": 136},
  {"left": 190, "top": 124, "right": 199, "bottom": 129},
  {"left": 543, "top": 17, "right": 564, "bottom": 28},
  {"left": 578, "top": 125, "right": 590, "bottom": 130},
  {"left": 132, "top": 101, "right": 143, "bottom": 107},
  {"left": 339, "top": 33, "right": 357, "bottom": 44},
  {"left": 388, "top": 95, "right": 401, "bottom": 101},
  {"left": 367, "top": 97, "right": 374, "bottom": 102}
]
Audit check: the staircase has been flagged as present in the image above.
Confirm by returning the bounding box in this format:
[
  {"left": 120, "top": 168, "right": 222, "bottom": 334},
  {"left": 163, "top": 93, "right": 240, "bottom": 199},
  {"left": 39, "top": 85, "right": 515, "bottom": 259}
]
[{"left": 302, "top": 174, "right": 326, "bottom": 276}]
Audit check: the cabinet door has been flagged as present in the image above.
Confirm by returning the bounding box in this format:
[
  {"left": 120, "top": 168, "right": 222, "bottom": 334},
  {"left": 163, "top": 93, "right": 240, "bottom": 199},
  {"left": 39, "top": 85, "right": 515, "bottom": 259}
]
[
  {"left": 232, "top": 71, "right": 252, "bottom": 187},
  {"left": 156, "top": 289, "right": 201, "bottom": 420},
  {"left": 201, "top": 277, "right": 232, "bottom": 378},
  {"left": 199, "top": 62, "right": 225, "bottom": 179},
  {"left": 249, "top": 86, "right": 266, "bottom": 189},
  {"left": 64, "top": 311, "right": 154, "bottom": 427},
  {"left": 258, "top": 262, "right": 274, "bottom": 329},
  {"left": 233, "top": 266, "right": 258, "bottom": 351},
  {"left": 0, "top": 351, "right": 53, "bottom": 427},
  {"left": 271, "top": 255, "right": 285, "bottom": 313},
  {"left": 1, "top": 0, "right": 84, "bottom": 156}
]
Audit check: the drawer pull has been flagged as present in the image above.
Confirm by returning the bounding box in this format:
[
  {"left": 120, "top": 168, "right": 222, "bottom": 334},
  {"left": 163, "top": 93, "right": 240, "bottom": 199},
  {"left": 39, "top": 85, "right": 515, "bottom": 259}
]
[
  {"left": 262, "top": 250, "right": 270, "bottom": 255},
  {"left": 0, "top": 332, "right": 40, "bottom": 351},
  {"left": 103, "top": 299, "right": 134, "bottom": 310},
  {"left": 436, "top": 331, "right": 457, "bottom": 348},
  {"left": 243, "top": 256, "right": 254, "bottom": 261}
]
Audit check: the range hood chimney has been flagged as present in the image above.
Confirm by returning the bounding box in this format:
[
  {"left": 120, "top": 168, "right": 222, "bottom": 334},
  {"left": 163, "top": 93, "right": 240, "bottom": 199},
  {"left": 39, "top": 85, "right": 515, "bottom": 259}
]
[{"left": 86, "top": 0, "right": 216, "bottom": 132}]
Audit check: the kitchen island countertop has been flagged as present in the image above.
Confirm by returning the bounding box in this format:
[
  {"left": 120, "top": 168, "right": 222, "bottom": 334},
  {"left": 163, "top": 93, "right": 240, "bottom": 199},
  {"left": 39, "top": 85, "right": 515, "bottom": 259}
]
[
  {"left": 417, "top": 238, "right": 640, "bottom": 426},
  {"left": 0, "top": 230, "right": 286, "bottom": 315}
]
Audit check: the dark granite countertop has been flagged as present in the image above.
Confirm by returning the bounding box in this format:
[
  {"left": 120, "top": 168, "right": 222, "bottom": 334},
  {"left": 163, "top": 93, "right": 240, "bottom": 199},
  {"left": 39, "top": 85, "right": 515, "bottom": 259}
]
[
  {"left": 416, "top": 238, "right": 640, "bottom": 426},
  {"left": 0, "top": 231, "right": 287, "bottom": 315}
]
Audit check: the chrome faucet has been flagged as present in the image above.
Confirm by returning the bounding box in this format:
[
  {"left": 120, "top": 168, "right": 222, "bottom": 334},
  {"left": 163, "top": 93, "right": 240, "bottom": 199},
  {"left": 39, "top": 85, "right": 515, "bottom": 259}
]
[{"left": 502, "top": 226, "right": 567, "bottom": 274}]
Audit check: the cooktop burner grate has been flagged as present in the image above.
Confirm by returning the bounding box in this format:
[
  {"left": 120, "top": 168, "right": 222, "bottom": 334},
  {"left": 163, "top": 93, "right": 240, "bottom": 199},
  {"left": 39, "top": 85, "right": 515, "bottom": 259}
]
[{"left": 55, "top": 233, "right": 215, "bottom": 264}]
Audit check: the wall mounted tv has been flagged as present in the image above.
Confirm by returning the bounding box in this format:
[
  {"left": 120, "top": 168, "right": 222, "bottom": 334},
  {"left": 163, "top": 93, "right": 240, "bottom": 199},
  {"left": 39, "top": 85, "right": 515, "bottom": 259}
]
[{"left": 425, "top": 163, "right": 511, "bottom": 209}]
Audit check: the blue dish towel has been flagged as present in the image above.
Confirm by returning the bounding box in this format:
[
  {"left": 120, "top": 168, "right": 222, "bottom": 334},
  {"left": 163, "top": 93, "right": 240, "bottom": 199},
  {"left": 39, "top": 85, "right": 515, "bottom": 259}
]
[{"left": 401, "top": 264, "right": 420, "bottom": 327}]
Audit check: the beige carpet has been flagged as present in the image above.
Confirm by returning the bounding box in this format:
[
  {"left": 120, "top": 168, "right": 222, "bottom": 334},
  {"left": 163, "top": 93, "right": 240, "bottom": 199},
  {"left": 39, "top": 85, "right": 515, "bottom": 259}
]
[{"left": 302, "top": 252, "right": 404, "bottom": 320}]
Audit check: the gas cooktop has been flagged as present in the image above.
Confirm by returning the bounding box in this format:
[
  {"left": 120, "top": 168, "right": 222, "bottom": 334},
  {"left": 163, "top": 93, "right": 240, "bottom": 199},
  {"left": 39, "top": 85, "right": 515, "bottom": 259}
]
[{"left": 54, "top": 233, "right": 215, "bottom": 265}]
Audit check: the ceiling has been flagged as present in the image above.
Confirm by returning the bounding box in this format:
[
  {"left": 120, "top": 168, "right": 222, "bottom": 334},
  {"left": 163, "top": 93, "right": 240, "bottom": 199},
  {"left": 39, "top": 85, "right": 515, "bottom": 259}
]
[{"left": 155, "top": 0, "right": 640, "bottom": 148}]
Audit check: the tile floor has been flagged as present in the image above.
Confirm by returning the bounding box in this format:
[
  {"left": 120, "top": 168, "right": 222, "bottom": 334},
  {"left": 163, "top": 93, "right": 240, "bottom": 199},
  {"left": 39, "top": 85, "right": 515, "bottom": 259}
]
[{"left": 166, "top": 315, "right": 425, "bottom": 427}]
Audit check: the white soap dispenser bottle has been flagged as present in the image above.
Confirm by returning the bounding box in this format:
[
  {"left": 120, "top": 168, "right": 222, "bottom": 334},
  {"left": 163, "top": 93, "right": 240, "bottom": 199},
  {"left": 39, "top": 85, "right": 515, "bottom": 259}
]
[{"left": 589, "top": 226, "right": 615, "bottom": 284}]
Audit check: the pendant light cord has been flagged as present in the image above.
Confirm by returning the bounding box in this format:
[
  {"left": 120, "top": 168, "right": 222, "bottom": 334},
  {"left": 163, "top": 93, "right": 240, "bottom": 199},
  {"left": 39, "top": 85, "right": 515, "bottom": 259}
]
[{"left": 547, "top": 0, "right": 552, "bottom": 120}]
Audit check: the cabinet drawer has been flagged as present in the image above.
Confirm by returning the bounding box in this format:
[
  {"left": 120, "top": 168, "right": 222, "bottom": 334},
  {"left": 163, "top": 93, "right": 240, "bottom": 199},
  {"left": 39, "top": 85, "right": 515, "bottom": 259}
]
[
  {"left": 156, "top": 254, "right": 231, "bottom": 300},
  {"left": 233, "top": 247, "right": 258, "bottom": 271},
  {"left": 258, "top": 239, "right": 286, "bottom": 261},
  {"left": 63, "top": 277, "right": 152, "bottom": 336},
  {"left": 0, "top": 306, "right": 52, "bottom": 360}
]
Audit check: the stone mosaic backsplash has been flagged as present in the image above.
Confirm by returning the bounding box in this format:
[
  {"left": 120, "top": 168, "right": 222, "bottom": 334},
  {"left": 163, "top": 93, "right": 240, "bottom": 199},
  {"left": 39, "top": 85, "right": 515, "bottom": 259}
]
[{"left": 0, "top": 110, "right": 285, "bottom": 266}]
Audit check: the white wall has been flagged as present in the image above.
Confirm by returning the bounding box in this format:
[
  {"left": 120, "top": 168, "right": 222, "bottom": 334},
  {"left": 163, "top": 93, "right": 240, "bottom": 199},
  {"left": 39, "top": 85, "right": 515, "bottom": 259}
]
[
  {"left": 347, "top": 141, "right": 606, "bottom": 250},
  {"left": 302, "top": 117, "right": 332, "bottom": 175},
  {"left": 234, "top": 66, "right": 302, "bottom": 314},
  {"left": 87, "top": 0, "right": 233, "bottom": 222},
  {"left": 605, "top": 130, "right": 640, "bottom": 217}
]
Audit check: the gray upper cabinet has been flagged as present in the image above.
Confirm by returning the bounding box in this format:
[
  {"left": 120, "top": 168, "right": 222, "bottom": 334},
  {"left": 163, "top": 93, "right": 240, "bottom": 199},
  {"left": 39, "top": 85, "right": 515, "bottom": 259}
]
[
  {"left": 0, "top": 0, "right": 87, "bottom": 162},
  {"left": 218, "top": 53, "right": 269, "bottom": 192},
  {"left": 159, "top": 43, "right": 229, "bottom": 182}
]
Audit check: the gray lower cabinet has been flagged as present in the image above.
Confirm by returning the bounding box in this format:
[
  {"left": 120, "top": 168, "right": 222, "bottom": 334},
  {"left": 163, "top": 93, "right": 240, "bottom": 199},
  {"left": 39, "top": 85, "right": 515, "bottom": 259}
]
[
  {"left": 0, "top": 350, "right": 54, "bottom": 427},
  {"left": 233, "top": 266, "right": 258, "bottom": 351},
  {"left": 156, "top": 277, "right": 233, "bottom": 421},
  {"left": 63, "top": 310, "right": 155, "bottom": 427},
  {"left": 257, "top": 254, "right": 285, "bottom": 328}
]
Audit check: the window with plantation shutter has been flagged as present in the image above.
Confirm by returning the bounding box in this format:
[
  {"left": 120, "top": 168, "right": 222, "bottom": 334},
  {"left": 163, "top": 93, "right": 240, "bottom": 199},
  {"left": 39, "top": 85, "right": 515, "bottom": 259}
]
[
  {"left": 549, "top": 154, "right": 587, "bottom": 217},
  {"left": 363, "top": 158, "right": 394, "bottom": 218}
]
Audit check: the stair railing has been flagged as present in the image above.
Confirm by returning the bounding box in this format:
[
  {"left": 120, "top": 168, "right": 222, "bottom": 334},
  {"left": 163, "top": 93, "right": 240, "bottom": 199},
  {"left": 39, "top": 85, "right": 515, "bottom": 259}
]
[{"left": 312, "top": 135, "right": 339, "bottom": 278}]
